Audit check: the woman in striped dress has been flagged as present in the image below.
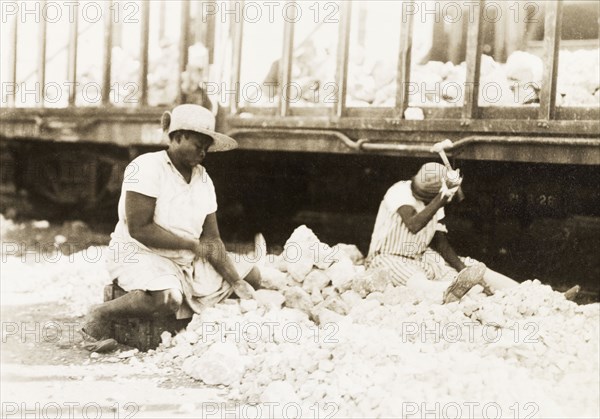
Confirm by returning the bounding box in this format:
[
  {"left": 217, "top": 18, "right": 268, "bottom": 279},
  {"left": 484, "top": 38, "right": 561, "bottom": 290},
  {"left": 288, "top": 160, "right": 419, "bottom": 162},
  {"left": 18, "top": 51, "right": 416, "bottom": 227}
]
[{"left": 366, "top": 162, "right": 518, "bottom": 303}]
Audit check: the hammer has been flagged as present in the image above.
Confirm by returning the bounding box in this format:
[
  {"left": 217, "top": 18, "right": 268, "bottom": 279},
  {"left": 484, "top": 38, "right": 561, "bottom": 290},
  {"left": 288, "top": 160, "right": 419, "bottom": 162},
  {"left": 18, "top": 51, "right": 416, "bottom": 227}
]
[{"left": 431, "top": 139, "right": 465, "bottom": 202}]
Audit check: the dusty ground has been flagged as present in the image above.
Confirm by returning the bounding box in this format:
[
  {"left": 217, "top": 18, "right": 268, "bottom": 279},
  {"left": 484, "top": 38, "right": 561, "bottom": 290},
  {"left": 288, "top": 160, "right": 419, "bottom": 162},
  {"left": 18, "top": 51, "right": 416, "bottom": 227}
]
[
  {"left": 1, "top": 216, "right": 598, "bottom": 418},
  {"left": 0, "top": 218, "right": 236, "bottom": 418},
  {"left": 0, "top": 302, "right": 238, "bottom": 418}
]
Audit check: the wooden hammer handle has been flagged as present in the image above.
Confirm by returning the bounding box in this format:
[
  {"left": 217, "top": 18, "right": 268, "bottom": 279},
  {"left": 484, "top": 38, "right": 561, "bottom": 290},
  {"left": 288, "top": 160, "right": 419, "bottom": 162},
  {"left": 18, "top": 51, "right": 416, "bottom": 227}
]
[{"left": 437, "top": 148, "right": 465, "bottom": 202}]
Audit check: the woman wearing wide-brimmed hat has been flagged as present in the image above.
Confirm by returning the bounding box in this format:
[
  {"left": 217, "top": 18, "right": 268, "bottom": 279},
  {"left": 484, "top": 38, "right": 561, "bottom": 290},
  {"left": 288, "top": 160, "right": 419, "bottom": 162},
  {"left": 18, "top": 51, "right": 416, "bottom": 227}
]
[{"left": 84, "top": 104, "right": 259, "bottom": 339}]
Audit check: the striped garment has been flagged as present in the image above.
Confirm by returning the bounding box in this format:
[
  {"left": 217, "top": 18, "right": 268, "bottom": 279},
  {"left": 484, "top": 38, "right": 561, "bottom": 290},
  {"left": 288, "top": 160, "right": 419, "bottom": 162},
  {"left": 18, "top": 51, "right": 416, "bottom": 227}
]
[{"left": 367, "top": 180, "right": 461, "bottom": 285}]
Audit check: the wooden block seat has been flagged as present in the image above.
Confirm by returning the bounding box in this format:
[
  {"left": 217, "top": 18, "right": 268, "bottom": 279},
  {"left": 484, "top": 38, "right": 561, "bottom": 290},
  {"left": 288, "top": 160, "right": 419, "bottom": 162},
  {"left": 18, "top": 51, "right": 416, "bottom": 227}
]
[{"left": 102, "top": 280, "right": 191, "bottom": 352}]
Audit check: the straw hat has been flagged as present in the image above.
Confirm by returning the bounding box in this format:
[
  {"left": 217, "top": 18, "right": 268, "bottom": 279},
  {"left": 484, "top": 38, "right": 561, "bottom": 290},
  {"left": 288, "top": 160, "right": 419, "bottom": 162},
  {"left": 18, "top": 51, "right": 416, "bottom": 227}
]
[{"left": 161, "top": 104, "right": 237, "bottom": 152}]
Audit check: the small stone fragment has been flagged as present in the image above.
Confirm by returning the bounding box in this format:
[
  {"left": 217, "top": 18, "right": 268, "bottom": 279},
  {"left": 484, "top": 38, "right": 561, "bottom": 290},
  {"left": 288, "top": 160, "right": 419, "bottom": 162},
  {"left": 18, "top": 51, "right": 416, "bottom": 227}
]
[
  {"left": 160, "top": 331, "right": 172, "bottom": 347},
  {"left": 323, "top": 295, "right": 349, "bottom": 316},
  {"left": 240, "top": 298, "right": 259, "bottom": 313},
  {"left": 183, "top": 342, "right": 245, "bottom": 386},
  {"left": 321, "top": 286, "right": 336, "bottom": 300},
  {"left": 118, "top": 349, "right": 139, "bottom": 359},
  {"left": 341, "top": 290, "right": 363, "bottom": 309},
  {"left": 255, "top": 289, "right": 286, "bottom": 309},
  {"left": 352, "top": 267, "right": 390, "bottom": 297},
  {"left": 284, "top": 286, "right": 313, "bottom": 314},
  {"left": 366, "top": 292, "right": 385, "bottom": 303}
]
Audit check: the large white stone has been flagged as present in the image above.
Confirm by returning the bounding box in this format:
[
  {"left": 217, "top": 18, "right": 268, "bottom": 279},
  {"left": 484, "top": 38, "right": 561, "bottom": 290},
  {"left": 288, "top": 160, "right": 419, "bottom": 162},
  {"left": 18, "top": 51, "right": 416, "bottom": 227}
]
[
  {"left": 284, "top": 225, "right": 320, "bottom": 249},
  {"left": 283, "top": 225, "right": 341, "bottom": 278},
  {"left": 283, "top": 226, "right": 321, "bottom": 281},
  {"left": 240, "top": 298, "right": 259, "bottom": 313},
  {"left": 182, "top": 342, "right": 246, "bottom": 386},
  {"left": 333, "top": 243, "right": 365, "bottom": 265},
  {"left": 255, "top": 289, "right": 286, "bottom": 309},
  {"left": 326, "top": 258, "right": 357, "bottom": 293},
  {"left": 505, "top": 51, "right": 543, "bottom": 85},
  {"left": 381, "top": 285, "right": 421, "bottom": 306},
  {"left": 260, "top": 380, "right": 301, "bottom": 405},
  {"left": 313, "top": 242, "right": 338, "bottom": 270},
  {"left": 279, "top": 307, "right": 310, "bottom": 324},
  {"left": 259, "top": 266, "right": 289, "bottom": 290},
  {"left": 302, "top": 269, "right": 331, "bottom": 292},
  {"left": 311, "top": 307, "right": 346, "bottom": 326},
  {"left": 271, "top": 253, "right": 288, "bottom": 272},
  {"left": 285, "top": 252, "right": 314, "bottom": 282}
]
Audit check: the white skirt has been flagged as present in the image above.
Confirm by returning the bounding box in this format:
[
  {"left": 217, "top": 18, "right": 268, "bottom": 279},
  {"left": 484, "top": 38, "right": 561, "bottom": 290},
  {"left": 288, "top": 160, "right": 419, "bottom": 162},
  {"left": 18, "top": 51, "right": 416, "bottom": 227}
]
[{"left": 106, "top": 250, "right": 254, "bottom": 319}]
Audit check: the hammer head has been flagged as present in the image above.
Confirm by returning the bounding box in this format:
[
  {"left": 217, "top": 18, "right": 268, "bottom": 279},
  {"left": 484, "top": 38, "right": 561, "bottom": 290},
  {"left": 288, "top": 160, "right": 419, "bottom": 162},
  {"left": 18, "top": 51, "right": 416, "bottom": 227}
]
[{"left": 431, "top": 139, "right": 454, "bottom": 153}]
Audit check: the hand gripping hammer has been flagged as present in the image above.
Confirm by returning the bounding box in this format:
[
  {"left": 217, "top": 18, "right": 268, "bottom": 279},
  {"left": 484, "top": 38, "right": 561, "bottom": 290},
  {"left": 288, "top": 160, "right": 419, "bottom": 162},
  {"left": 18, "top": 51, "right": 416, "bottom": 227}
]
[{"left": 431, "top": 139, "right": 465, "bottom": 202}]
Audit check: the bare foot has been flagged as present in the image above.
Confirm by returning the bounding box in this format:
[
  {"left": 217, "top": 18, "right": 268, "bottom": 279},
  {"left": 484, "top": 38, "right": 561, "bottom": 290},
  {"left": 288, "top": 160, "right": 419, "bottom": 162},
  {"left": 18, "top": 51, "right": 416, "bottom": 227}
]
[
  {"left": 443, "top": 263, "right": 487, "bottom": 304},
  {"left": 81, "top": 307, "right": 112, "bottom": 342},
  {"left": 563, "top": 285, "right": 580, "bottom": 302},
  {"left": 83, "top": 338, "right": 119, "bottom": 353},
  {"left": 254, "top": 233, "right": 267, "bottom": 268}
]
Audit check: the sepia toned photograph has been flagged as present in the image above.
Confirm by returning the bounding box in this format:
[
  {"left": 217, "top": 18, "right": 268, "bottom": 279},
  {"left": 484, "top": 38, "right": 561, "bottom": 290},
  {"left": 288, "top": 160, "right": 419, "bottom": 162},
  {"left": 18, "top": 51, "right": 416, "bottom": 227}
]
[{"left": 1, "top": 0, "right": 599, "bottom": 418}]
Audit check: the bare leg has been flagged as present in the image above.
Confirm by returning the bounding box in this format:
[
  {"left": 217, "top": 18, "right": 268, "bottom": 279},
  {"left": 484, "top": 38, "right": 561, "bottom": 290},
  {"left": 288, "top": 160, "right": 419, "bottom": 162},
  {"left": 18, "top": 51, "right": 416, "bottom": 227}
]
[
  {"left": 406, "top": 264, "right": 490, "bottom": 304},
  {"left": 483, "top": 269, "right": 519, "bottom": 291},
  {"left": 93, "top": 289, "right": 183, "bottom": 320},
  {"left": 483, "top": 269, "right": 579, "bottom": 300},
  {"left": 405, "top": 271, "right": 449, "bottom": 304},
  {"left": 83, "top": 289, "right": 183, "bottom": 340},
  {"left": 243, "top": 266, "right": 262, "bottom": 290}
]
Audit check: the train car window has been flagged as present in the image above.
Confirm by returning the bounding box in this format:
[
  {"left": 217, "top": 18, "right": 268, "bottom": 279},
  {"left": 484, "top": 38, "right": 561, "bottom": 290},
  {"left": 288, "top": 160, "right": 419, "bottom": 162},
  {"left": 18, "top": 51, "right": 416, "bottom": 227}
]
[
  {"left": 555, "top": 0, "right": 600, "bottom": 107},
  {"left": 237, "top": 4, "right": 285, "bottom": 108},
  {"left": 75, "top": 13, "right": 105, "bottom": 108},
  {"left": 37, "top": 1, "right": 71, "bottom": 108},
  {"left": 475, "top": 0, "right": 547, "bottom": 108},
  {"left": 527, "top": 1, "right": 599, "bottom": 41},
  {"left": 288, "top": 1, "right": 338, "bottom": 108},
  {"left": 9, "top": 2, "right": 45, "bottom": 107},
  {"left": 345, "top": 1, "right": 403, "bottom": 108},
  {"left": 467, "top": 0, "right": 596, "bottom": 109},
  {"left": 146, "top": 1, "right": 183, "bottom": 107},
  {"left": 407, "top": 2, "right": 467, "bottom": 108}
]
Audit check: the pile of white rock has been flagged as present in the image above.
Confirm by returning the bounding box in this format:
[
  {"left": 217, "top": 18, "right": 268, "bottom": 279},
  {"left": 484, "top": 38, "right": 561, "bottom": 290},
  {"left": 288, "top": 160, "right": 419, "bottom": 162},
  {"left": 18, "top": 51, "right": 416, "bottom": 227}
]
[
  {"left": 3, "top": 215, "right": 595, "bottom": 416},
  {"left": 372, "top": 50, "right": 599, "bottom": 108},
  {"left": 150, "top": 225, "right": 599, "bottom": 418},
  {"left": 557, "top": 49, "right": 600, "bottom": 106}
]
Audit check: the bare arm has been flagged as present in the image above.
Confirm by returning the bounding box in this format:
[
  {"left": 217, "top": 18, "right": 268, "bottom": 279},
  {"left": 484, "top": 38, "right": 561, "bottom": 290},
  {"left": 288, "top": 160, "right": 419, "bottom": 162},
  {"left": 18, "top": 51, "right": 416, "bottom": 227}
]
[
  {"left": 200, "top": 213, "right": 256, "bottom": 299},
  {"left": 397, "top": 193, "right": 448, "bottom": 234},
  {"left": 198, "top": 213, "right": 243, "bottom": 286},
  {"left": 126, "top": 192, "right": 254, "bottom": 296},
  {"left": 125, "top": 191, "right": 197, "bottom": 251},
  {"left": 430, "top": 230, "right": 465, "bottom": 272}
]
